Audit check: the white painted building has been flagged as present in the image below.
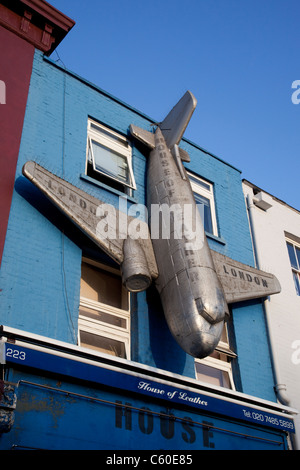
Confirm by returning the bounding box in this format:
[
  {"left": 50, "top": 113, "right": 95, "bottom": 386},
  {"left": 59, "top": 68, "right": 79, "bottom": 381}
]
[{"left": 243, "top": 180, "right": 300, "bottom": 449}]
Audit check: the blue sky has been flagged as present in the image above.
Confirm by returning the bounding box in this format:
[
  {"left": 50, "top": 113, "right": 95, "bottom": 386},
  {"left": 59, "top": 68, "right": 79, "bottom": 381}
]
[{"left": 49, "top": 0, "right": 299, "bottom": 209}]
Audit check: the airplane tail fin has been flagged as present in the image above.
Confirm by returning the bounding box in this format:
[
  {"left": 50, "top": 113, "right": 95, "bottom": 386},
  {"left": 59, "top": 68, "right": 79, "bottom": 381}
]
[{"left": 159, "top": 90, "right": 197, "bottom": 148}]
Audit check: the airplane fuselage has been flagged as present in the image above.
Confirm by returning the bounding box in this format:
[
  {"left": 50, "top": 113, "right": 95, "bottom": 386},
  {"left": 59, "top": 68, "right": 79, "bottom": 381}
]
[{"left": 147, "top": 128, "right": 228, "bottom": 358}]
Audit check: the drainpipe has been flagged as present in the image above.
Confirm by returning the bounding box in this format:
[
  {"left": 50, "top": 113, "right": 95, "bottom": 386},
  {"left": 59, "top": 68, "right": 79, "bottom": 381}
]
[{"left": 246, "top": 194, "right": 291, "bottom": 407}]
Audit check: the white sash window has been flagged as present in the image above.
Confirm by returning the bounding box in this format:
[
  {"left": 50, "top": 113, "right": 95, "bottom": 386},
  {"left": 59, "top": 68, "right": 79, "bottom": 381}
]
[
  {"left": 86, "top": 119, "right": 136, "bottom": 193},
  {"left": 78, "top": 258, "right": 130, "bottom": 359},
  {"left": 286, "top": 238, "right": 300, "bottom": 296},
  {"left": 188, "top": 172, "right": 218, "bottom": 236},
  {"left": 195, "top": 327, "right": 236, "bottom": 390}
]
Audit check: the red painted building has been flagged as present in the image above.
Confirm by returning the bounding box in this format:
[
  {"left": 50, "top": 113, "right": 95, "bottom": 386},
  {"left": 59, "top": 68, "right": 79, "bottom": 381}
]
[{"left": 0, "top": 0, "right": 74, "bottom": 266}]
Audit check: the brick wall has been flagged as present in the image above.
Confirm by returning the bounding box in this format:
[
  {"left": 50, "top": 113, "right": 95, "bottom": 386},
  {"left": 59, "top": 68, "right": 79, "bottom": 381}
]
[{"left": 0, "top": 50, "right": 276, "bottom": 399}]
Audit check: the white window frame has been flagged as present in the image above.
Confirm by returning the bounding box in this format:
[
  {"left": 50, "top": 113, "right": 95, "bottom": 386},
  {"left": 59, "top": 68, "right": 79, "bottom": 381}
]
[
  {"left": 86, "top": 118, "right": 136, "bottom": 191},
  {"left": 78, "top": 258, "right": 131, "bottom": 359},
  {"left": 188, "top": 172, "right": 218, "bottom": 236},
  {"left": 286, "top": 237, "right": 300, "bottom": 296},
  {"left": 195, "top": 355, "right": 235, "bottom": 390},
  {"left": 195, "top": 327, "right": 236, "bottom": 390}
]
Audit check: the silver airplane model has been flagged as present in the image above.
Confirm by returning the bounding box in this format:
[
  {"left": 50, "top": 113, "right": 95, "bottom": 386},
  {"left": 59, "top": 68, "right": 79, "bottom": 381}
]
[{"left": 22, "top": 91, "right": 280, "bottom": 358}]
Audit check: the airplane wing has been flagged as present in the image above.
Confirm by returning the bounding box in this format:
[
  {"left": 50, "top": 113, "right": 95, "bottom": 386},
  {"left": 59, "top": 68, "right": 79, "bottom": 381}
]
[
  {"left": 22, "top": 161, "right": 159, "bottom": 284},
  {"left": 22, "top": 162, "right": 280, "bottom": 302},
  {"left": 211, "top": 250, "right": 281, "bottom": 304}
]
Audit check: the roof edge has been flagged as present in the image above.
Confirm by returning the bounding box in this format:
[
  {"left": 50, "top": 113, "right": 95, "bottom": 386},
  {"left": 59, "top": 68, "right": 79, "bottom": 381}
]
[{"left": 0, "top": 0, "right": 75, "bottom": 56}]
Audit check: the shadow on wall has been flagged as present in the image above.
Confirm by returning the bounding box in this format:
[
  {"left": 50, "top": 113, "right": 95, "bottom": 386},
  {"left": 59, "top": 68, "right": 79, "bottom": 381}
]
[
  {"left": 15, "top": 175, "right": 88, "bottom": 250},
  {"left": 146, "top": 285, "right": 188, "bottom": 375}
]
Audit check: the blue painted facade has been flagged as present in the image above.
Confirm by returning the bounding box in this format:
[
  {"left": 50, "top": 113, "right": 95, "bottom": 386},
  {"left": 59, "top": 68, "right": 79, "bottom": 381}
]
[{"left": 0, "top": 47, "right": 294, "bottom": 450}]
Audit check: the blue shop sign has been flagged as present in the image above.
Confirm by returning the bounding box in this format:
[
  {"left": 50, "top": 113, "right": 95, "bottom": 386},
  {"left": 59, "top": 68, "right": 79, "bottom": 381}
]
[
  {"left": 4, "top": 342, "right": 295, "bottom": 436},
  {"left": 1, "top": 379, "right": 288, "bottom": 450}
]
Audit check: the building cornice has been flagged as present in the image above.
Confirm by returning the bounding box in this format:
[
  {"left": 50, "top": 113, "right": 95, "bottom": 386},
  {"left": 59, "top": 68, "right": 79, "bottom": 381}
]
[
  {"left": 0, "top": 0, "right": 75, "bottom": 55},
  {"left": 242, "top": 179, "right": 300, "bottom": 215}
]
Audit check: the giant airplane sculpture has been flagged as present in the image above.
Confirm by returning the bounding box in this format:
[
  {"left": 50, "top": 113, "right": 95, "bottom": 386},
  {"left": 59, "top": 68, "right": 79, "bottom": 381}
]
[{"left": 23, "top": 91, "right": 280, "bottom": 358}]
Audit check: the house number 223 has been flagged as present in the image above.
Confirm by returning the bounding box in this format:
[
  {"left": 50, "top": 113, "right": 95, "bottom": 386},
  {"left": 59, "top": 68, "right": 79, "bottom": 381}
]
[{"left": 6, "top": 348, "right": 26, "bottom": 361}]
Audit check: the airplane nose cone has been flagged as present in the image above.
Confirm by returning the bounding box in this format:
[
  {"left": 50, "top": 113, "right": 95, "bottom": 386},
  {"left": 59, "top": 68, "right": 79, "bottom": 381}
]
[
  {"left": 183, "top": 320, "right": 225, "bottom": 359},
  {"left": 160, "top": 288, "right": 227, "bottom": 359},
  {"left": 195, "top": 288, "right": 228, "bottom": 325},
  {"left": 189, "top": 332, "right": 222, "bottom": 359}
]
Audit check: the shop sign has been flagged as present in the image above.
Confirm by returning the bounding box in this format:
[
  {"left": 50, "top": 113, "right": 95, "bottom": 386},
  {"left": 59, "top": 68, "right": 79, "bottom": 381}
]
[{"left": 4, "top": 343, "right": 295, "bottom": 434}]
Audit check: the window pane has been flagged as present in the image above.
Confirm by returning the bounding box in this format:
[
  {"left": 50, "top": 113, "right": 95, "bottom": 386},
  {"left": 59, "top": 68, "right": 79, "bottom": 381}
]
[
  {"left": 80, "top": 331, "right": 126, "bottom": 358},
  {"left": 194, "top": 192, "right": 213, "bottom": 234},
  {"left": 86, "top": 119, "right": 136, "bottom": 193},
  {"left": 80, "top": 262, "right": 128, "bottom": 310},
  {"left": 287, "top": 242, "right": 298, "bottom": 269},
  {"left": 91, "top": 123, "right": 128, "bottom": 148},
  {"left": 296, "top": 247, "right": 300, "bottom": 269},
  {"left": 195, "top": 362, "right": 231, "bottom": 389},
  {"left": 292, "top": 271, "right": 300, "bottom": 296},
  {"left": 79, "top": 305, "right": 127, "bottom": 328},
  {"left": 91, "top": 139, "right": 130, "bottom": 184},
  {"left": 189, "top": 174, "right": 211, "bottom": 191}
]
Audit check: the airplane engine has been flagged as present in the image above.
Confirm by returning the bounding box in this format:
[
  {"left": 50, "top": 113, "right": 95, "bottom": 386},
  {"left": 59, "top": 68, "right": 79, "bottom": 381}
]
[{"left": 121, "top": 238, "right": 152, "bottom": 292}]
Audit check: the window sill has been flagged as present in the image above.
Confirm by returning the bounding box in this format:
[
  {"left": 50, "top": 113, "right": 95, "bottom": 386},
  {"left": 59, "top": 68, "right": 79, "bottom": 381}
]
[
  {"left": 80, "top": 174, "right": 138, "bottom": 204},
  {"left": 206, "top": 232, "right": 226, "bottom": 246}
]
